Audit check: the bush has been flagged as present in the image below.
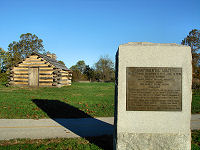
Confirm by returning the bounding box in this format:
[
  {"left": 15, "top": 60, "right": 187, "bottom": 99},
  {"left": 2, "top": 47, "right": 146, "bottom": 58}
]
[
  {"left": 0, "top": 73, "right": 8, "bottom": 83},
  {"left": 193, "top": 78, "right": 200, "bottom": 90}
]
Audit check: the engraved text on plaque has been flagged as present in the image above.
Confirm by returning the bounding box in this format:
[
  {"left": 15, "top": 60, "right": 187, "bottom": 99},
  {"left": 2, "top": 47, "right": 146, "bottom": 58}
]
[{"left": 126, "top": 67, "right": 182, "bottom": 111}]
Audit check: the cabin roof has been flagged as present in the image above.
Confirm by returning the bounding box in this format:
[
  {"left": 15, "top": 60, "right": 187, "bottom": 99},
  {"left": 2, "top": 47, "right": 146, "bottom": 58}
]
[{"left": 32, "top": 52, "right": 70, "bottom": 71}]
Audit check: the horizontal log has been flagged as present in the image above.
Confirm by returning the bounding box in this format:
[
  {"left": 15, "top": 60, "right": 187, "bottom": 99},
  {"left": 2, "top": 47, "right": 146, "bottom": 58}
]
[
  {"left": 29, "top": 55, "right": 38, "bottom": 58},
  {"left": 19, "top": 64, "right": 48, "bottom": 67},
  {"left": 39, "top": 69, "right": 54, "bottom": 71},
  {"left": 13, "top": 69, "right": 28, "bottom": 71},
  {"left": 39, "top": 81, "right": 53, "bottom": 83},
  {"left": 15, "top": 84, "right": 29, "bottom": 87},
  {"left": 39, "top": 73, "right": 52, "bottom": 75},
  {"left": 45, "top": 67, "right": 54, "bottom": 69},
  {"left": 60, "top": 72, "right": 69, "bottom": 75},
  {"left": 40, "top": 75, "right": 53, "bottom": 77},
  {"left": 58, "top": 81, "right": 69, "bottom": 84},
  {"left": 62, "top": 76, "right": 72, "bottom": 79},
  {"left": 39, "top": 83, "right": 53, "bottom": 86},
  {"left": 13, "top": 67, "right": 29, "bottom": 70},
  {"left": 61, "top": 77, "right": 68, "bottom": 80},
  {"left": 27, "top": 58, "right": 43, "bottom": 61},
  {"left": 39, "top": 71, "right": 53, "bottom": 74},
  {"left": 14, "top": 76, "right": 28, "bottom": 79},
  {"left": 14, "top": 72, "right": 29, "bottom": 74},
  {"left": 17, "top": 64, "right": 50, "bottom": 69},
  {"left": 13, "top": 69, "right": 28, "bottom": 72},
  {"left": 14, "top": 74, "right": 28, "bottom": 76},
  {"left": 22, "top": 61, "right": 47, "bottom": 65},
  {"left": 11, "top": 82, "right": 28, "bottom": 85},
  {"left": 40, "top": 77, "right": 53, "bottom": 79},
  {"left": 14, "top": 76, "right": 29, "bottom": 79},
  {"left": 17, "top": 66, "right": 47, "bottom": 68},
  {"left": 60, "top": 79, "right": 69, "bottom": 81},
  {"left": 61, "top": 71, "right": 71, "bottom": 73},
  {"left": 23, "top": 62, "right": 45, "bottom": 65},
  {"left": 23, "top": 60, "right": 43, "bottom": 62},
  {"left": 10, "top": 83, "right": 28, "bottom": 86},
  {"left": 13, "top": 80, "right": 28, "bottom": 82},
  {"left": 60, "top": 71, "right": 68, "bottom": 74},
  {"left": 12, "top": 73, "right": 28, "bottom": 75},
  {"left": 40, "top": 78, "right": 53, "bottom": 81}
]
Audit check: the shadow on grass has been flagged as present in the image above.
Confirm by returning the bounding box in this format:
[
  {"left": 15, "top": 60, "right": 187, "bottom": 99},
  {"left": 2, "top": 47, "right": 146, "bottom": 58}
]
[
  {"left": 32, "top": 99, "right": 91, "bottom": 118},
  {"left": 32, "top": 99, "right": 113, "bottom": 150}
]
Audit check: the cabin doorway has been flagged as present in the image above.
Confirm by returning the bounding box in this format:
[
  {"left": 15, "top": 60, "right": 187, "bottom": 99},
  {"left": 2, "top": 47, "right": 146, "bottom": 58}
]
[{"left": 29, "top": 68, "right": 39, "bottom": 86}]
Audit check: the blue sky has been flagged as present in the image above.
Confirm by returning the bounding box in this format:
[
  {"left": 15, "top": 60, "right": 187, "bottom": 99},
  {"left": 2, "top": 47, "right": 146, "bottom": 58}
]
[{"left": 0, "top": 0, "right": 200, "bottom": 68}]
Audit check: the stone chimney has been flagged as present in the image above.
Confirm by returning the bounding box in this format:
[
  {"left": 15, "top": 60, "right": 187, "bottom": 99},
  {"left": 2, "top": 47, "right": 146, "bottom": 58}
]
[{"left": 47, "top": 54, "right": 57, "bottom": 60}]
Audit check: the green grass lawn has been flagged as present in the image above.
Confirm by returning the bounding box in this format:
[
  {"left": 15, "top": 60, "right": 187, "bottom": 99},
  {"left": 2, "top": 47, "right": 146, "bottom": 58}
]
[
  {"left": 0, "top": 82, "right": 114, "bottom": 119},
  {"left": 0, "top": 82, "right": 200, "bottom": 119},
  {"left": 192, "top": 90, "right": 200, "bottom": 114},
  {"left": 192, "top": 130, "right": 200, "bottom": 150},
  {"left": 0, "top": 135, "right": 112, "bottom": 150}
]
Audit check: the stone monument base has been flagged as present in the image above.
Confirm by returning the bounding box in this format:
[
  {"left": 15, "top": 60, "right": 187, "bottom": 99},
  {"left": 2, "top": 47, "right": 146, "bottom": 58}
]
[{"left": 117, "top": 132, "right": 191, "bottom": 150}]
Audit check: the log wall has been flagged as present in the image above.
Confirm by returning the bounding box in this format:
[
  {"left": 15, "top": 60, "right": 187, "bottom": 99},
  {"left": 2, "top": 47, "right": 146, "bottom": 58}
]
[{"left": 59, "top": 70, "right": 72, "bottom": 86}]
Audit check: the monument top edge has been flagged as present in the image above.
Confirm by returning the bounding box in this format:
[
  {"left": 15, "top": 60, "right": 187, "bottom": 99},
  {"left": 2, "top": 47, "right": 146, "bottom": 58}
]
[{"left": 119, "top": 42, "right": 190, "bottom": 47}]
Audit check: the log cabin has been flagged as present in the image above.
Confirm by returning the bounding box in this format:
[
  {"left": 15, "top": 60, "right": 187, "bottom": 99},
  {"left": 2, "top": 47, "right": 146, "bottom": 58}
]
[{"left": 9, "top": 53, "right": 72, "bottom": 87}]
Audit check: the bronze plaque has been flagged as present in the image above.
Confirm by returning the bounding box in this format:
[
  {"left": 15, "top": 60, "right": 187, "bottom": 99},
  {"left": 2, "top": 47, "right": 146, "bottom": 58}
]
[{"left": 126, "top": 67, "right": 182, "bottom": 111}]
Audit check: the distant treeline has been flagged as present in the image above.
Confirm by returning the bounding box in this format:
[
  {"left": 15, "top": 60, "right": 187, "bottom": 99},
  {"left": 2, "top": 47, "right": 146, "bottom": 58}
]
[{"left": 70, "top": 56, "right": 115, "bottom": 82}]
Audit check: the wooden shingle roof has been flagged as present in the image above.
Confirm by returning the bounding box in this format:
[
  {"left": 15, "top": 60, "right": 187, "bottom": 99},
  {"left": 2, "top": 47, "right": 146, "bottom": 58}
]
[{"left": 33, "top": 53, "right": 70, "bottom": 71}]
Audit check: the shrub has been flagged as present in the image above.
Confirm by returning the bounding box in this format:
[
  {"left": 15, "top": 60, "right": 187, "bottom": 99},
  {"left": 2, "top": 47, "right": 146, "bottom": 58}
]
[
  {"left": 0, "top": 73, "right": 8, "bottom": 83},
  {"left": 193, "top": 78, "right": 200, "bottom": 90}
]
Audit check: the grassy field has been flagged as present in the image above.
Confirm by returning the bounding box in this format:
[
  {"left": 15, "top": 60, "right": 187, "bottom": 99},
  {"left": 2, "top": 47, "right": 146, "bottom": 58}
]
[
  {"left": 0, "top": 82, "right": 114, "bottom": 119},
  {"left": 0, "top": 82, "right": 200, "bottom": 119},
  {"left": 192, "top": 90, "right": 200, "bottom": 114},
  {"left": 192, "top": 130, "right": 200, "bottom": 150},
  {"left": 0, "top": 135, "right": 112, "bottom": 150},
  {"left": 0, "top": 132, "right": 199, "bottom": 150}
]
